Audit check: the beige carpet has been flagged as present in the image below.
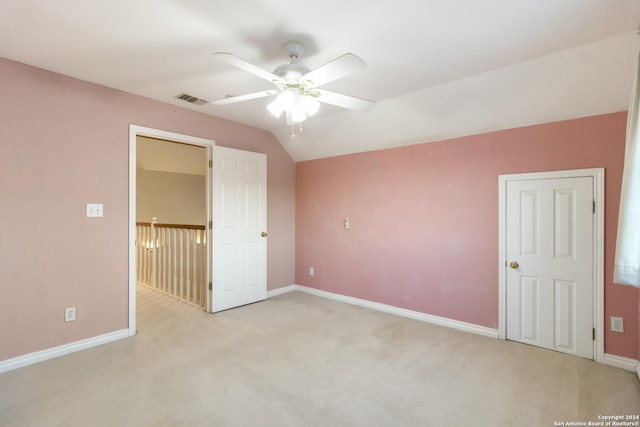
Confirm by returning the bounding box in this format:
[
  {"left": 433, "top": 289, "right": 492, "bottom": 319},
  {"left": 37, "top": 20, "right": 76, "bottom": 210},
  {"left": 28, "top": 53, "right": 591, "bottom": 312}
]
[{"left": 1, "top": 285, "right": 639, "bottom": 426}]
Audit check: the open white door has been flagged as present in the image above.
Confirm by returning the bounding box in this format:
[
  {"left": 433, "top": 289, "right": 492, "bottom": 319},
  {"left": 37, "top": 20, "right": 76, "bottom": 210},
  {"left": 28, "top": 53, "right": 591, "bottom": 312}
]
[{"left": 211, "top": 146, "right": 267, "bottom": 312}]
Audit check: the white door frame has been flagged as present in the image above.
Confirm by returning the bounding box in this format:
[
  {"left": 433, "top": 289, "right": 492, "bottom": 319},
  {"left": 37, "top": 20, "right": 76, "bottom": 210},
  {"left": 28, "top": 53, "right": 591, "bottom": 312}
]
[
  {"left": 128, "top": 125, "right": 214, "bottom": 336},
  {"left": 498, "top": 168, "right": 604, "bottom": 363}
]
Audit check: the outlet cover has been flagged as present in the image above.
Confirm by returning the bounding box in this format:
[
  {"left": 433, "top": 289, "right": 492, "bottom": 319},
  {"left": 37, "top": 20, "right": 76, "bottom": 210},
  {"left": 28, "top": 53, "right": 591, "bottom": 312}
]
[
  {"left": 611, "top": 316, "right": 624, "bottom": 333},
  {"left": 65, "top": 307, "right": 76, "bottom": 322}
]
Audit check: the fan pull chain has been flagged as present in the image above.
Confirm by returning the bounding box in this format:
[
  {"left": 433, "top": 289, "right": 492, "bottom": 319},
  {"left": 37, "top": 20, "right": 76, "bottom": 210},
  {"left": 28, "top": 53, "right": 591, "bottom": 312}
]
[{"left": 290, "top": 122, "right": 304, "bottom": 139}]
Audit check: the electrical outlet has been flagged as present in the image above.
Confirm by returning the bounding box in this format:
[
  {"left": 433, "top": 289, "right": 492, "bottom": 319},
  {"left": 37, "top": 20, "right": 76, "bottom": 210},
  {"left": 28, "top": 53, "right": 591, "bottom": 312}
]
[
  {"left": 611, "top": 316, "right": 624, "bottom": 333},
  {"left": 309, "top": 267, "right": 315, "bottom": 276},
  {"left": 65, "top": 307, "right": 76, "bottom": 322}
]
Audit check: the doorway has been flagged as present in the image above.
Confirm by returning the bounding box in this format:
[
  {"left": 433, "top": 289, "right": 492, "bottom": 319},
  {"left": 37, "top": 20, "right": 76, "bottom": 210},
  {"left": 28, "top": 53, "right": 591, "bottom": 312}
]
[
  {"left": 128, "top": 126, "right": 214, "bottom": 335},
  {"left": 136, "top": 136, "right": 208, "bottom": 310},
  {"left": 128, "top": 125, "right": 268, "bottom": 335},
  {"left": 498, "top": 168, "right": 604, "bottom": 362}
]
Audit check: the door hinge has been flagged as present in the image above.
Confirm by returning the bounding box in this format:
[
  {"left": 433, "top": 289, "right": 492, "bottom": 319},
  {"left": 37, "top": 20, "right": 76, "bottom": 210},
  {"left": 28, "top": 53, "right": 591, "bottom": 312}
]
[
  {"left": 592, "top": 200, "right": 595, "bottom": 214},
  {"left": 208, "top": 282, "right": 212, "bottom": 291},
  {"left": 209, "top": 159, "right": 213, "bottom": 168},
  {"left": 592, "top": 328, "right": 595, "bottom": 341},
  {"left": 208, "top": 220, "right": 212, "bottom": 228}
]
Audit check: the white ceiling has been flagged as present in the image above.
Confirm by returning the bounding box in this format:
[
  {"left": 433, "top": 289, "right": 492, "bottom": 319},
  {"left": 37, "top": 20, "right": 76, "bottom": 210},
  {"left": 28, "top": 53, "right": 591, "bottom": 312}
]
[{"left": 1, "top": 1, "right": 639, "bottom": 161}]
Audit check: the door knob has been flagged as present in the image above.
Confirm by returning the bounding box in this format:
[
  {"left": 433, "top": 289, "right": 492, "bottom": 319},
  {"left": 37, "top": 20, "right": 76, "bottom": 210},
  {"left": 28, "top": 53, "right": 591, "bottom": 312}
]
[
  {"left": 509, "top": 261, "right": 519, "bottom": 269},
  {"left": 261, "top": 232, "right": 268, "bottom": 237}
]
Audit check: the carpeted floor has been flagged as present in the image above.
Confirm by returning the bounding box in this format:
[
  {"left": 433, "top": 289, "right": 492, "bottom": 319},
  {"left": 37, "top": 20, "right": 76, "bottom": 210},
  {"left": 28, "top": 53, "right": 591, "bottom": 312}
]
[{"left": 1, "top": 285, "right": 639, "bottom": 426}]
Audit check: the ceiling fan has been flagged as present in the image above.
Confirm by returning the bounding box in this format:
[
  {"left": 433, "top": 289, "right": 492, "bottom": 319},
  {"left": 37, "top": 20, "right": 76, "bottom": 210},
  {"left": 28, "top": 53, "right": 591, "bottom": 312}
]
[{"left": 210, "top": 41, "right": 375, "bottom": 127}]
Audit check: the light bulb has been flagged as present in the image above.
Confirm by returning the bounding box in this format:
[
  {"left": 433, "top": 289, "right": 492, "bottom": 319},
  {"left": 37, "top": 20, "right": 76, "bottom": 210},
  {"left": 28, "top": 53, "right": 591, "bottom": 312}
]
[
  {"left": 267, "top": 91, "right": 295, "bottom": 118},
  {"left": 300, "top": 95, "right": 319, "bottom": 117},
  {"left": 267, "top": 100, "right": 284, "bottom": 118},
  {"left": 279, "top": 90, "right": 295, "bottom": 109},
  {"left": 291, "top": 105, "right": 307, "bottom": 123},
  {"left": 267, "top": 89, "right": 320, "bottom": 124}
]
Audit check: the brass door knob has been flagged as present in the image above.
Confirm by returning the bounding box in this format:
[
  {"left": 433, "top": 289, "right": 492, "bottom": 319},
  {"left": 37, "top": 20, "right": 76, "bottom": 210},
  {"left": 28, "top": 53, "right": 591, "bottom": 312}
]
[
  {"left": 509, "top": 261, "right": 519, "bottom": 269},
  {"left": 261, "top": 232, "right": 268, "bottom": 237}
]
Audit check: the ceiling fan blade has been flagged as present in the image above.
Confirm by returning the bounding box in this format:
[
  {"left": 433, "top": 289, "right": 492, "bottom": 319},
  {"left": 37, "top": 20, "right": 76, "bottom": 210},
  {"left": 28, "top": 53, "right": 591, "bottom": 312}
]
[
  {"left": 213, "top": 52, "right": 282, "bottom": 84},
  {"left": 210, "top": 90, "right": 277, "bottom": 105},
  {"left": 302, "top": 53, "right": 366, "bottom": 88},
  {"left": 314, "top": 89, "right": 375, "bottom": 112}
]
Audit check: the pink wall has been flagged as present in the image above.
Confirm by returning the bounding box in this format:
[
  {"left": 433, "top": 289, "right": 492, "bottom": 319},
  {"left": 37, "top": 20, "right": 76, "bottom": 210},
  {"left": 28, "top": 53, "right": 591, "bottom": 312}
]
[
  {"left": 296, "top": 112, "right": 639, "bottom": 359},
  {"left": 2, "top": 55, "right": 637, "bottom": 364},
  {"left": 0, "top": 57, "right": 295, "bottom": 362}
]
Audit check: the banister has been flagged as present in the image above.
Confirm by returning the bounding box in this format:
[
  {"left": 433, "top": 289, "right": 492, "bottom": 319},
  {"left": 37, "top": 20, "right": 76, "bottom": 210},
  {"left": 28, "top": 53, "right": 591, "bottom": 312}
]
[
  {"left": 136, "top": 222, "right": 205, "bottom": 230},
  {"left": 135, "top": 223, "right": 207, "bottom": 310}
]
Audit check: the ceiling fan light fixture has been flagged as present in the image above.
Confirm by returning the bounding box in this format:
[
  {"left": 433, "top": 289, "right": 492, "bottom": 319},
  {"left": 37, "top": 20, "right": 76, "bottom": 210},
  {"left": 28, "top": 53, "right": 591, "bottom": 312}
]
[
  {"left": 267, "top": 89, "right": 319, "bottom": 123},
  {"left": 267, "top": 90, "right": 294, "bottom": 118},
  {"left": 291, "top": 105, "right": 307, "bottom": 123},
  {"left": 300, "top": 95, "right": 319, "bottom": 117},
  {"left": 267, "top": 98, "right": 284, "bottom": 118}
]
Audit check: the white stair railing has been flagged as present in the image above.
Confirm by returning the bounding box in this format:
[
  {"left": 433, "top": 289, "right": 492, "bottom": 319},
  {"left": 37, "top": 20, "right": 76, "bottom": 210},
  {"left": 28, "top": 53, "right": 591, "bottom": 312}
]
[{"left": 136, "top": 221, "right": 207, "bottom": 309}]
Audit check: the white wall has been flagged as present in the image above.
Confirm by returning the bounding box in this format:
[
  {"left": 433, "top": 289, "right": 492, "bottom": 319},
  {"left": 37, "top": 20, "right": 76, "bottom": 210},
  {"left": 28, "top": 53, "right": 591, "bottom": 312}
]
[{"left": 136, "top": 169, "right": 206, "bottom": 225}]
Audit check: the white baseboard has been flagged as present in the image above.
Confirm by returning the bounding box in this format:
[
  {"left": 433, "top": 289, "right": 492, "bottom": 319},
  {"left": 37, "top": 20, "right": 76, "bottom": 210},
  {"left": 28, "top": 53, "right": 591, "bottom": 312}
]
[
  {"left": 267, "top": 284, "right": 297, "bottom": 298},
  {"left": 270, "top": 284, "right": 499, "bottom": 339},
  {"left": 0, "top": 329, "right": 130, "bottom": 374},
  {"left": 601, "top": 352, "right": 640, "bottom": 373}
]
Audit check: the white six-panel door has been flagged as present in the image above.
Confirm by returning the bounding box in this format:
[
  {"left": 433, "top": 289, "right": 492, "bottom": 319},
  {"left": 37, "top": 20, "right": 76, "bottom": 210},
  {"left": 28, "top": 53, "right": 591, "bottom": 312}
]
[
  {"left": 211, "top": 146, "right": 267, "bottom": 313},
  {"left": 505, "top": 176, "right": 594, "bottom": 359}
]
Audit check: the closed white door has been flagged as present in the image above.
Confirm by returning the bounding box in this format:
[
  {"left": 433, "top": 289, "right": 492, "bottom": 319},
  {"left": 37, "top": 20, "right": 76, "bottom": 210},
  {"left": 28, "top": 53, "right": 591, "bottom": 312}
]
[
  {"left": 506, "top": 176, "right": 594, "bottom": 359},
  {"left": 211, "top": 146, "right": 267, "bottom": 313}
]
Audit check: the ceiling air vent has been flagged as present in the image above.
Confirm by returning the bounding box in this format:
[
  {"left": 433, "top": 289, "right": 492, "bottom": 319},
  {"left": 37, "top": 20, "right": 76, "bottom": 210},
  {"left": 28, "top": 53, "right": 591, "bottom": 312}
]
[{"left": 175, "top": 93, "right": 208, "bottom": 106}]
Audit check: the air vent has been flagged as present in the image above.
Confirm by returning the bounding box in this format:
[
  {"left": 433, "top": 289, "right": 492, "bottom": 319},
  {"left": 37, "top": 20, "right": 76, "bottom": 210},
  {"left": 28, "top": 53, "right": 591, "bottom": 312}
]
[{"left": 175, "top": 93, "right": 208, "bottom": 106}]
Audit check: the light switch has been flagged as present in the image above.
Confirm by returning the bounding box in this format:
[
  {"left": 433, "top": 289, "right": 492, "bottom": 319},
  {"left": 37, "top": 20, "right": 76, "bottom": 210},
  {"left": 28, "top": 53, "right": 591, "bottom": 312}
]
[{"left": 86, "top": 203, "right": 104, "bottom": 217}]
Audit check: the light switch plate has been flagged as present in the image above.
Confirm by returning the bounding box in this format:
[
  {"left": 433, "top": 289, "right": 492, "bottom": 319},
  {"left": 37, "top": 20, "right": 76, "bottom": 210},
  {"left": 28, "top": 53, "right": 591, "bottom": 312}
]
[{"left": 86, "top": 203, "right": 103, "bottom": 217}]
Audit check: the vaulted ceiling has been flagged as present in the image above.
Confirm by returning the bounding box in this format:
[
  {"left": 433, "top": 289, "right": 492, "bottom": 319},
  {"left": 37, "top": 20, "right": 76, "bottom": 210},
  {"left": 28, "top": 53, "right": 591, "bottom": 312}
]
[{"left": 1, "top": 1, "right": 639, "bottom": 161}]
